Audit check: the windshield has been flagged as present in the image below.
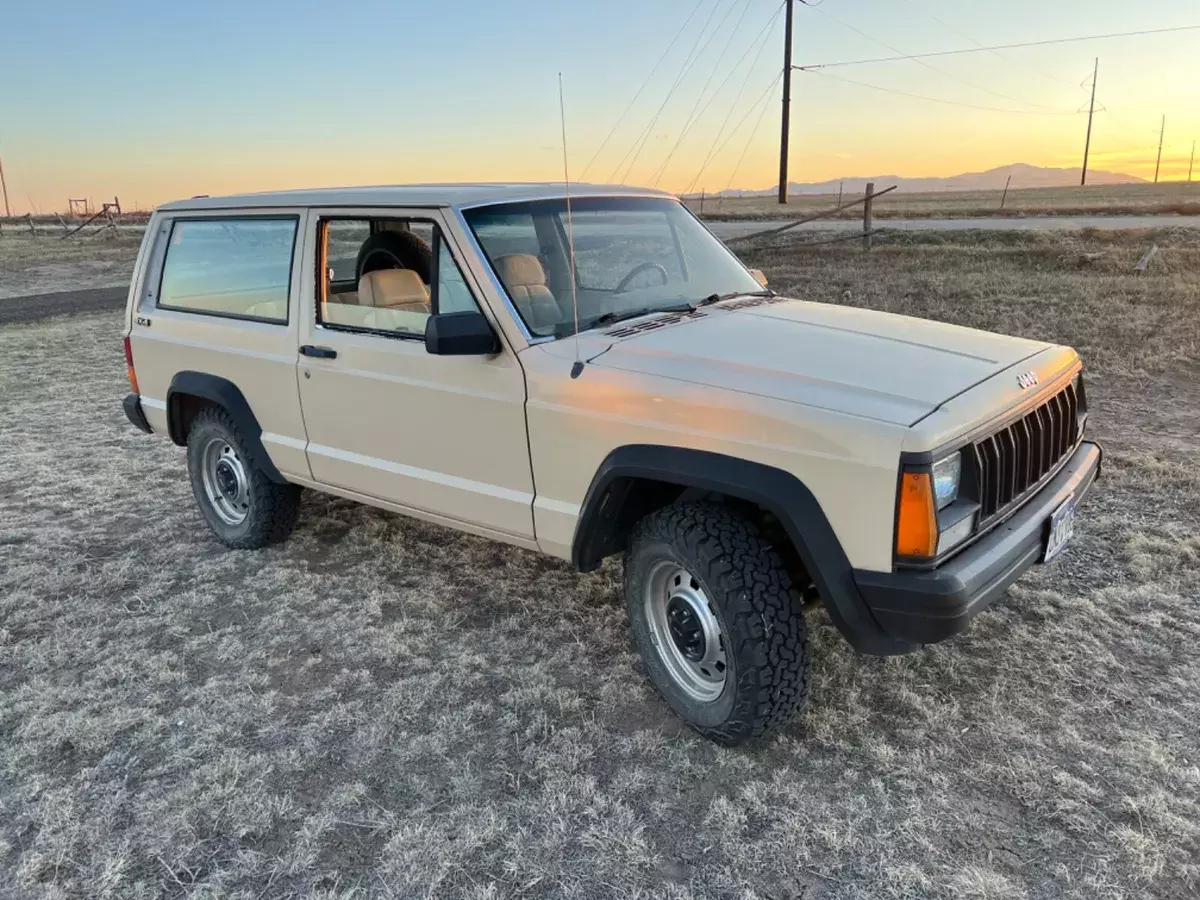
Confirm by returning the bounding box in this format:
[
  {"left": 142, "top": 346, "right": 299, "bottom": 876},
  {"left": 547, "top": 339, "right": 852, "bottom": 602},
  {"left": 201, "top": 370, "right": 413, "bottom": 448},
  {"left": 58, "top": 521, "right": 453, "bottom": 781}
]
[{"left": 462, "top": 196, "right": 764, "bottom": 338}]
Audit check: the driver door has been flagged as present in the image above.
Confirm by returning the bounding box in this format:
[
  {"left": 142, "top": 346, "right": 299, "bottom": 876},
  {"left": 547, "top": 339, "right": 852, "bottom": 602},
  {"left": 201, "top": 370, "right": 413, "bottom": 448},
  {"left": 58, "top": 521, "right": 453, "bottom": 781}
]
[{"left": 295, "top": 208, "right": 536, "bottom": 545}]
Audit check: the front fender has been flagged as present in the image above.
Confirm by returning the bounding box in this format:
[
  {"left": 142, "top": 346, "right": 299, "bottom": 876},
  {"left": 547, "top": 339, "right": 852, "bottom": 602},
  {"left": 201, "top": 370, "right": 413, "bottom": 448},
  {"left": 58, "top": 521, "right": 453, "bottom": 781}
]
[{"left": 572, "top": 445, "right": 914, "bottom": 656}]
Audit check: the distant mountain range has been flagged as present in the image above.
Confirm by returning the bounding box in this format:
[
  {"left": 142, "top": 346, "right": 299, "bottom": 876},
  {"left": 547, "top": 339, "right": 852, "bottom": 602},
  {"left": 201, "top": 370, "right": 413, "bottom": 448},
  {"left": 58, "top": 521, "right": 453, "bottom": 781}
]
[{"left": 696, "top": 163, "right": 1145, "bottom": 197}]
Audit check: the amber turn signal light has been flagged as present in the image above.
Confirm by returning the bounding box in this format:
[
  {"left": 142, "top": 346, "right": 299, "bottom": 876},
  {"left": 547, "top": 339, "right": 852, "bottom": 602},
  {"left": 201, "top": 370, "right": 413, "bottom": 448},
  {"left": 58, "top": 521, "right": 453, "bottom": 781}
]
[{"left": 896, "top": 470, "right": 938, "bottom": 558}]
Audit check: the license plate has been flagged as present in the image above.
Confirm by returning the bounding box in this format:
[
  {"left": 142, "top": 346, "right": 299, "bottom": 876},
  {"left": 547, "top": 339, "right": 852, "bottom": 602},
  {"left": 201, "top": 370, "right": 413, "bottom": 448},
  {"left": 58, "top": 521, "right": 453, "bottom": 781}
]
[{"left": 1042, "top": 493, "right": 1077, "bottom": 563}]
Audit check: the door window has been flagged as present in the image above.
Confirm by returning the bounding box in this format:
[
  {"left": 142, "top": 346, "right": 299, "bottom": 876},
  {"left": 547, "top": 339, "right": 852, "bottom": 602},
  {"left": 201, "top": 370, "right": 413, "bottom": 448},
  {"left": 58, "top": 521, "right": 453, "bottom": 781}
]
[
  {"left": 318, "top": 218, "right": 478, "bottom": 338},
  {"left": 157, "top": 217, "right": 297, "bottom": 322}
]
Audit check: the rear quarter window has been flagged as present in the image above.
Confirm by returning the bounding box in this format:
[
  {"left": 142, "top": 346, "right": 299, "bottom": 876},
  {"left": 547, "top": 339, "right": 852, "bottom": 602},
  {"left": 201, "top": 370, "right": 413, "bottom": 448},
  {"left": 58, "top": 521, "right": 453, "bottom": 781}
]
[{"left": 157, "top": 217, "right": 298, "bottom": 323}]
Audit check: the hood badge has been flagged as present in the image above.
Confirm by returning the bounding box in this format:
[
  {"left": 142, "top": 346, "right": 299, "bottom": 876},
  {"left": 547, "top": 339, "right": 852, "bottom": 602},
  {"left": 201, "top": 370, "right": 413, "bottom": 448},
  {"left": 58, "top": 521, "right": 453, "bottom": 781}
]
[{"left": 1017, "top": 371, "right": 1039, "bottom": 390}]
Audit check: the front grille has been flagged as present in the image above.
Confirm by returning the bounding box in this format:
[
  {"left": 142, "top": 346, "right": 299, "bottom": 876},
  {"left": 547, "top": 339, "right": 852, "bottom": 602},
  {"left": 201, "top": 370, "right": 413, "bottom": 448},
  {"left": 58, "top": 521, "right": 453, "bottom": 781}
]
[{"left": 973, "top": 379, "right": 1083, "bottom": 524}]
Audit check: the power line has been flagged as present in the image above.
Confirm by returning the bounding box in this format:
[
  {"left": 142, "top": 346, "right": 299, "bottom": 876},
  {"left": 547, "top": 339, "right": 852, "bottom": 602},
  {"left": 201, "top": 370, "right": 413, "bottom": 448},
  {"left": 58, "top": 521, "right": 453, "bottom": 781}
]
[
  {"left": 708, "top": 73, "right": 784, "bottom": 161},
  {"left": 651, "top": 0, "right": 756, "bottom": 187},
  {"left": 650, "top": 0, "right": 770, "bottom": 188},
  {"left": 803, "top": 69, "right": 1081, "bottom": 115},
  {"left": 684, "top": 4, "right": 785, "bottom": 194},
  {"left": 614, "top": 0, "right": 740, "bottom": 185},
  {"left": 795, "top": 25, "right": 1200, "bottom": 70},
  {"left": 652, "top": 3, "right": 784, "bottom": 190},
  {"left": 805, "top": 2, "right": 1075, "bottom": 112},
  {"left": 579, "top": 0, "right": 707, "bottom": 181},
  {"left": 894, "top": 0, "right": 1080, "bottom": 88},
  {"left": 723, "top": 75, "right": 781, "bottom": 195},
  {"left": 609, "top": 0, "right": 729, "bottom": 184}
]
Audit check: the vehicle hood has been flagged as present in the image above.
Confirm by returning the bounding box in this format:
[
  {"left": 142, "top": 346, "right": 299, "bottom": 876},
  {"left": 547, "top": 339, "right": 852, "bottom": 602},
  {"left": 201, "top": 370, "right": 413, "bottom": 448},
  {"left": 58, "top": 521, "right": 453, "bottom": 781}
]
[{"left": 584, "top": 298, "right": 1048, "bottom": 426}]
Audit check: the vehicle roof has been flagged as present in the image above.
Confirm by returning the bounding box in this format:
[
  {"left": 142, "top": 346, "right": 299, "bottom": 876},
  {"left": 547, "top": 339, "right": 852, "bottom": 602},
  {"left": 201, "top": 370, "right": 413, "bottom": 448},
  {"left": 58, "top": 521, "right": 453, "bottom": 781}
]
[{"left": 157, "top": 183, "right": 676, "bottom": 212}]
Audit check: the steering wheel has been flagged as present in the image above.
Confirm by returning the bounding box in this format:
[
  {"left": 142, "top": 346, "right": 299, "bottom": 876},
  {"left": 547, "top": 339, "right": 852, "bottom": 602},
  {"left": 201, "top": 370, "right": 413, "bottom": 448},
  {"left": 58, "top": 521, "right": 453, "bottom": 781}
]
[{"left": 614, "top": 262, "right": 669, "bottom": 293}]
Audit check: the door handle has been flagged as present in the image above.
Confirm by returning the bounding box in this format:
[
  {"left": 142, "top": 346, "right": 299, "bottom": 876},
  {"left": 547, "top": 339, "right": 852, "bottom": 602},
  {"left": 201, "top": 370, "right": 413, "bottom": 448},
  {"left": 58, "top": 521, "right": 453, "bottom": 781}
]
[{"left": 300, "top": 345, "right": 337, "bottom": 359}]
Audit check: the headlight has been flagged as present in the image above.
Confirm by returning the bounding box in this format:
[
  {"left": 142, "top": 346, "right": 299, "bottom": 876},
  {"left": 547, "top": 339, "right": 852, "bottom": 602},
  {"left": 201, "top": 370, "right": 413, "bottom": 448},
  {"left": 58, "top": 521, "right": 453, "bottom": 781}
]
[
  {"left": 932, "top": 453, "right": 961, "bottom": 510},
  {"left": 896, "top": 451, "right": 970, "bottom": 560}
]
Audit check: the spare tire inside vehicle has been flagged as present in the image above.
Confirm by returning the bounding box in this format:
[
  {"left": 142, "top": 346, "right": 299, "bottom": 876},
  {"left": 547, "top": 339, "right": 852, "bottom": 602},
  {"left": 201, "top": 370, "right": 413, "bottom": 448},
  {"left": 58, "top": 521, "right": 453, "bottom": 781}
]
[{"left": 355, "top": 230, "right": 432, "bottom": 283}]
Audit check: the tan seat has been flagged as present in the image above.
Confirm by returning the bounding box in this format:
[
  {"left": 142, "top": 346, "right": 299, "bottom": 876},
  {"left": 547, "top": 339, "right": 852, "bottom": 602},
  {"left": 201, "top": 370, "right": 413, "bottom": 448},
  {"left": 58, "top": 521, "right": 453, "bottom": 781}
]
[
  {"left": 494, "top": 254, "right": 561, "bottom": 331},
  {"left": 358, "top": 268, "right": 430, "bottom": 313}
]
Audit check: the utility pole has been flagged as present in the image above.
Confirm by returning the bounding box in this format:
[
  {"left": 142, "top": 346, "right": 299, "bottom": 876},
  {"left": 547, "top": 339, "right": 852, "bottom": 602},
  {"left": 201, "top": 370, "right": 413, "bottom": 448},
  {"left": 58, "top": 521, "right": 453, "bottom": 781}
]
[
  {"left": 1154, "top": 115, "right": 1165, "bottom": 184},
  {"left": 778, "top": 0, "right": 794, "bottom": 205},
  {"left": 0, "top": 156, "right": 10, "bottom": 219},
  {"left": 1080, "top": 58, "right": 1098, "bottom": 186},
  {"left": 1189, "top": 141, "right": 1195, "bottom": 183}
]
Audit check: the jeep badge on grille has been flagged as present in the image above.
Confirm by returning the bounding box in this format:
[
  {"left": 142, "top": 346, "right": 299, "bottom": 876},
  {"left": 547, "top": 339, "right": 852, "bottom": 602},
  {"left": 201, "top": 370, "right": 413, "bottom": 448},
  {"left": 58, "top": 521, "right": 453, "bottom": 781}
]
[{"left": 1017, "top": 371, "right": 1039, "bottom": 390}]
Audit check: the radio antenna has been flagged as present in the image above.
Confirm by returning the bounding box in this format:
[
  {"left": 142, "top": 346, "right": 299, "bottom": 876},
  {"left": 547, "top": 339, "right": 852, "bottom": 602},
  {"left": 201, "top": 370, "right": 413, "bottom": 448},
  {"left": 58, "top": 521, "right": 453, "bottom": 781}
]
[{"left": 559, "top": 72, "right": 584, "bottom": 379}]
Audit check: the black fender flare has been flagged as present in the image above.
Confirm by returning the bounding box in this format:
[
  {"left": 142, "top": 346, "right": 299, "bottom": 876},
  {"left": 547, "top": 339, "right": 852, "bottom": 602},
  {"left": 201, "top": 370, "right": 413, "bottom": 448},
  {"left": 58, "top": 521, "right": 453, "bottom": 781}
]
[
  {"left": 571, "top": 445, "right": 913, "bottom": 656},
  {"left": 166, "top": 371, "right": 287, "bottom": 483}
]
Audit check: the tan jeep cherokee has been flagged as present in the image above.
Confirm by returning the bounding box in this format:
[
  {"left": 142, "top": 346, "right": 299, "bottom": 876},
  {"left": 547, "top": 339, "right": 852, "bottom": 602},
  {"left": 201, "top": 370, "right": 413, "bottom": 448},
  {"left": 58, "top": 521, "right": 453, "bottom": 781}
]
[{"left": 121, "top": 184, "right": 1101, "bottom": 744}]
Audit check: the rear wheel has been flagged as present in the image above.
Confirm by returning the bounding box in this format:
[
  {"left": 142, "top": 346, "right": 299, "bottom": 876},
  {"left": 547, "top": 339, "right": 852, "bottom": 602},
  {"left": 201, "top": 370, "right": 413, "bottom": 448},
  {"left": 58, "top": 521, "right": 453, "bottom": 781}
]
[
  {"left": 186, "top": 407, "right": 301, "bottom": 549},
  {"left": 625, "top": 502, "right": 813, "bottom": 745}
]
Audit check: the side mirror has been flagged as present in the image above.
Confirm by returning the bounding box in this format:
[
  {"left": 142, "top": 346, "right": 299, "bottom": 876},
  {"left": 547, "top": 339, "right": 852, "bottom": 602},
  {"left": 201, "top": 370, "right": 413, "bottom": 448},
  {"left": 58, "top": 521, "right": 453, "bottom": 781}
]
[
  {"left": 749, "top": 268, "right": 768, "bottom": 288},
  {"left": 425, "top": 311, "right": 500, "bottom": 356}
]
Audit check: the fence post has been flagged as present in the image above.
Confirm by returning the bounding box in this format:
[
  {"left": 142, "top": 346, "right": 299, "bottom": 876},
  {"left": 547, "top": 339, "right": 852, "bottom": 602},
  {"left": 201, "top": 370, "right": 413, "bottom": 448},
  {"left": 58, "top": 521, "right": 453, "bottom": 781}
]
[
  {"left": 26, "top": 214, "right": 36, "bottom": 236},
  {"left": 699, "top": 190, "right": 705, "bottom": 215},
  {"left": 863, "top": 182, "right": 874, "bottom": 251}
]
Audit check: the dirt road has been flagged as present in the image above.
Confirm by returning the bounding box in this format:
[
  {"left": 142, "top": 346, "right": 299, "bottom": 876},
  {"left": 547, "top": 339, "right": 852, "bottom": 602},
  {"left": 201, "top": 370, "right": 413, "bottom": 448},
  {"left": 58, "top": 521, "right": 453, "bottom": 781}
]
[{"left": 0, "top": 286, "right": 127, "bottom": 326}]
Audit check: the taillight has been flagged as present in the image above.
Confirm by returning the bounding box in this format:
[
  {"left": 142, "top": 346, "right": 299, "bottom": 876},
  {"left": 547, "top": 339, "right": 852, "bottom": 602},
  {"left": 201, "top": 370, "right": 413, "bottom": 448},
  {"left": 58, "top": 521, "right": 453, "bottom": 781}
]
[{"left": 123, "top": 335, "right": 140, "bottom": 394}]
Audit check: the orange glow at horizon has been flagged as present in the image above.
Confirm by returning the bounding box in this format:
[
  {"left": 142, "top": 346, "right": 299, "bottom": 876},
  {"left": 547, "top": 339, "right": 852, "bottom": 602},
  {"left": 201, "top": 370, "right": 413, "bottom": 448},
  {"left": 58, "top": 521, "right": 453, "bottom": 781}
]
[{"left": 3, "top": 1, "right": 1197, "bottom": 213}]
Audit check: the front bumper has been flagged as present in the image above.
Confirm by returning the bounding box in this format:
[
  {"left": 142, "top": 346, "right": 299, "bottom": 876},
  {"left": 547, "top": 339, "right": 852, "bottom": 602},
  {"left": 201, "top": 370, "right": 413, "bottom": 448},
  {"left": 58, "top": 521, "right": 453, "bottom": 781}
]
[
  {"left": 123, "top": 393, "right": 153, "bottom": 434},
  {"left": 853, "top": 440, "right": 1102, "bottom": 646}
]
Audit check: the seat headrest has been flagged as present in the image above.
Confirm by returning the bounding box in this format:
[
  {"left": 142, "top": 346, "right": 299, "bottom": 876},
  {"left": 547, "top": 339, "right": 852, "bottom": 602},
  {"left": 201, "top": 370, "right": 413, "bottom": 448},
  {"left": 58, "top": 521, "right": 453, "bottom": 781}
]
[
  {"left": 358, "top": 268, "right": 429, "bottom": 309},
  {"left": 495, "top": 254, "right": 547, "bottom": 288}
]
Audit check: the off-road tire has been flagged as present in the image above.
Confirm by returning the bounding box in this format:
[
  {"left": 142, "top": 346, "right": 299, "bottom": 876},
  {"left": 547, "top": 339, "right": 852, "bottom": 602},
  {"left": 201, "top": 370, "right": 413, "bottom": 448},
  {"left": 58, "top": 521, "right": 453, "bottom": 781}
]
[
  {"left": 355, "top": 229, "right": 432, "bottom": 283},
  {"left": 625, "top": 502, "right": 813, "bottom": 745},
  {"left": 186, "top": 407, "right": 302, "bottom": 549}
]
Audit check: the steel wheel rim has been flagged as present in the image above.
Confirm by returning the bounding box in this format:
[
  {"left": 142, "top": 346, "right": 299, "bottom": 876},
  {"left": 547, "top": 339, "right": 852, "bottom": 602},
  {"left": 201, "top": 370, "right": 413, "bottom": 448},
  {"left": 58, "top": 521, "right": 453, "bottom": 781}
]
[
  {"left": 644, "top": 560, "right": 727, "bottom": 702},
  {"left": 200, "top": 437, "right": 250, "bottom": 526}
]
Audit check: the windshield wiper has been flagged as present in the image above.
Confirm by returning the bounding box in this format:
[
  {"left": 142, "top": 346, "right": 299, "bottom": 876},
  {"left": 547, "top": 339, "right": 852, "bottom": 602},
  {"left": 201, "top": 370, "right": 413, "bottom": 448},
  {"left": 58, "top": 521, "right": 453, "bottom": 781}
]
[
  {"left": 553, "top": 290, "right": 776, "bottom": 338},
  {"left": 693, "top": 289, "right": 776, "bottom": 308},
  {"left": 555, "top": 303, "right": 696, "bottom": 338}
]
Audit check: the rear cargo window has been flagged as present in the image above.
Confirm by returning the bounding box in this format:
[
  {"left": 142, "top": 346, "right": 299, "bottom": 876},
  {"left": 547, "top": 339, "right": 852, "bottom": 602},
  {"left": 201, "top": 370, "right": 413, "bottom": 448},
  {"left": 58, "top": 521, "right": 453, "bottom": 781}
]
[{"left": 157, "top": 217, "right": 298, "bottom": 323}]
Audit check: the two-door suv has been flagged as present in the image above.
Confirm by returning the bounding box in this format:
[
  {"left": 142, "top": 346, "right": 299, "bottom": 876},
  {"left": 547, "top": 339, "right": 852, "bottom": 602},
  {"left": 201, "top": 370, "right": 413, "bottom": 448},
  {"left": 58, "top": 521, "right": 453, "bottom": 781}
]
[{"left": 121, "top": 184, "right": 1100, "bottom": 744}]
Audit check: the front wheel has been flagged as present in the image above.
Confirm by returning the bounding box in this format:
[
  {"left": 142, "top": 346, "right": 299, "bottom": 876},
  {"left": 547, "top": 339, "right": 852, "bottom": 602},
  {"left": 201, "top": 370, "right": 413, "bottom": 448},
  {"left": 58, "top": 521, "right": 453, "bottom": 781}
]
[{"left": 625, "top": 502, "right": 813, "bottom": 745}]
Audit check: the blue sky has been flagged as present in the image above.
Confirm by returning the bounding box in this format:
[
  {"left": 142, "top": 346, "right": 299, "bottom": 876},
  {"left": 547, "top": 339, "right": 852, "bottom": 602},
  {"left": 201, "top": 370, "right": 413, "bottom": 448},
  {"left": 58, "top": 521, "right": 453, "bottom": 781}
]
[{"left": 2, "top": 0, "right": 1197, "bottom": 212}]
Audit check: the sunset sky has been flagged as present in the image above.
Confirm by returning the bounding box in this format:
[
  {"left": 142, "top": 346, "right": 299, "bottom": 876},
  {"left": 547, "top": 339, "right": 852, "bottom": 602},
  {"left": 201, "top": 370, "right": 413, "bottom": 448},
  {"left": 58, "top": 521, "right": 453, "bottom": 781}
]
[{"left": 2, "top": 0, "right": 1197, "bottom": 213}]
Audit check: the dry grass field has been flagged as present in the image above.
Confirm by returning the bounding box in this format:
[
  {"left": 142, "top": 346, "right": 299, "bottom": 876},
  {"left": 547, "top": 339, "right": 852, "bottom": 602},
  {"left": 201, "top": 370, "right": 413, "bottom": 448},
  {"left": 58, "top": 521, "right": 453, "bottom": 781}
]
[
  {"left": 688, "top": 182, "right": 1200, "bottom": 221},
  {"left": 0, "top": 233, "right": 143, "bottom": 299},
  {"left": 1, "top": 229, "right": 1199, "bottom": 899}
]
